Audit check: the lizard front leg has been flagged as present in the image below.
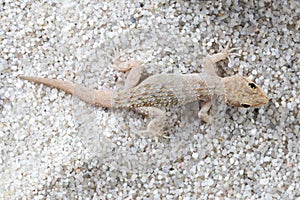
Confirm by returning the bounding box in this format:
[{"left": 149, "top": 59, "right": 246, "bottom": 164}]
[
  {"left": 199, "top": 42, "right": 239, "bottom": 122},
  {"left": 202, "top": 42, "right": 239, "bottom": 76}
]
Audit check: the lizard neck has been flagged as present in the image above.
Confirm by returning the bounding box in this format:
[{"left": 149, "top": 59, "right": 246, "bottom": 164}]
[
  {"left": 221, "top": 75, "right": 240, "bottom": 105},
  {"left": 197, "top": 74, "right": 225, "bottom": 98},
  {"left": 211, "top": 76, "right": 225, "bottom": 96}
]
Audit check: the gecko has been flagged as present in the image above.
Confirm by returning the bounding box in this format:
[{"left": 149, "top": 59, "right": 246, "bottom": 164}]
[{"left": 20, "top": 43, "right": 269, "bottom": 135}]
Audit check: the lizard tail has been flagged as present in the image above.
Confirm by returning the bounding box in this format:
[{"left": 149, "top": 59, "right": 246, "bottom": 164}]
[{"left": 19, "top": 76, "right": 115, "bottom": 108}]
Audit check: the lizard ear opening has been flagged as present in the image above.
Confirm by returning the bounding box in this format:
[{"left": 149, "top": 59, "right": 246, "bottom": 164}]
[{"left": 241, "top": 103, "right": 251, "bottom": 108}]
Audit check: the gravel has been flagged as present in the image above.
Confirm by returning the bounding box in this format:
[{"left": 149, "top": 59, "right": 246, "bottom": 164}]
[{"left": 1, "top": 0, "right": 299, "bottom": 199}]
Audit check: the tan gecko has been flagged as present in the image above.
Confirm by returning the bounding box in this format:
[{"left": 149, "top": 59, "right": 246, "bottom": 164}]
[{"left": 20, "top": 43, "right": 269, "bottom": 134}]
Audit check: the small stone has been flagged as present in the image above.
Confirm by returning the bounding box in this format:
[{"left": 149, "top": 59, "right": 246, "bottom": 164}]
[
  {"left": 36, "top": 18, "right": 44, "bottom": 25},
  {"left": 11, "top": 65, "right": 17, "bottom": 71},
  {"left": 260, "top": 178, "right": 269, "bottom": 185},
  {"left": 192, "top": 152, "right": 199, "bottom": 159}
]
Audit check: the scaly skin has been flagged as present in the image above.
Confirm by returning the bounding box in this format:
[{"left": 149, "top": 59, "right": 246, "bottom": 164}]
[{"left": 20, "top": 43, "right": 269, "bottom": 135}]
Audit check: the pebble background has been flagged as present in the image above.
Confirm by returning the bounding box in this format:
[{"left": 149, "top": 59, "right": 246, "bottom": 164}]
[{"left": 1, "top": 0, "right": 299, "bottom": 199}]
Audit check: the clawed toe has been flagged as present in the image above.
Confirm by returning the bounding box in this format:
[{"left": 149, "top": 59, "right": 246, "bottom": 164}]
[
  {"left": 112, "top": 58, "right": 141, "bottom": 72},
  {"left": 132, "top": 128, "right": 166, "bottom": 141},
  {"left": 228, "top": 47, "right": 239, "bottom": 53},
  {"left": 228, "top": 47, "right": 241, "bottom": 57},
  {"left": 219, "top": 41, "right": 240, "bottom": 62},
  {"left": 108, "top": 47, "right": 141, "bottom": 72}
]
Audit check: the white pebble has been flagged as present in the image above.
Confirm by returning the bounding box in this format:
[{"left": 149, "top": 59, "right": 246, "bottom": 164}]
[
  {"left": 260, "top": 178, "right": 269, "bottom": 185},
  {"left": 192, "top": 152, "right": 199, "bottom": 159},
  {"left": 36, "top": 18, "right": 44, "bottom": 25},
  {"left": 11, "top": 65, "right": 18, "bottom": 71}
]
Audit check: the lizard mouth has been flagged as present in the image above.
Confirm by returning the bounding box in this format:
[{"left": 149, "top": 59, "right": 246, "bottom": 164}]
[
  {"left": 240, "top": 95, "right": 269, "bottom": 108},
  {"left": 253, "top": 95, "right": 269, "bottom": 107}
]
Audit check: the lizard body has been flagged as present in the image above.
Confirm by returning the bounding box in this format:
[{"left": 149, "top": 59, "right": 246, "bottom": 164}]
[
  {"left": 20, "top": 43, "right": 269, "bottom": 134},
  {"left": 108, "top": 74, "right": 219, "bottom": 108}
]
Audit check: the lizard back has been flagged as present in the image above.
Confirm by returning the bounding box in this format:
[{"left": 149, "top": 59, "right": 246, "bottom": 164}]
[{"left": 112, "top": 74, "right": 223, "bottom": 108}]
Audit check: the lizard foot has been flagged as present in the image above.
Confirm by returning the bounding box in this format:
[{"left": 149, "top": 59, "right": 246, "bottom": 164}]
[
  {"left": 198, "top": 112, "right": 213, "bottom": 124},
  {"left": 112, "top": 59, "right": 141, "bottom": 72},
  {"left": 220, "top": 41, "right": 240, "bottom": 63},
  {"left": 198, "top": 100, "right": 213, "bottom": 123},
  {"left": 107, "top": 47, "right": 142, "bottom": 89},
  {"left": 109, "top": 47, "right": 141, "bottom": 72},
  {"left": 133, "top": 127, "right": 172, "bottom": 141}
]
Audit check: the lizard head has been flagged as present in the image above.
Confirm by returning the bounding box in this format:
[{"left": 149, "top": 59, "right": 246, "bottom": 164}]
[{"left": 222, "top": 75, "right": 269, "bottom": 108}]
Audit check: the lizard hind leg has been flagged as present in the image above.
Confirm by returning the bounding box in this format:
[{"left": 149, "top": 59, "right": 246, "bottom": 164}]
[
  {"left": 110, "top": 49, "right": 142, "bottom": 89},
  {"left": 112, "top": 59, "right": 142, "bottom": 89},
  {"left": 133, "top": 107, "right": 167, "bottom": 137},
  {"left": 198, "top": 100, "right": 213, "bottom": 123}
]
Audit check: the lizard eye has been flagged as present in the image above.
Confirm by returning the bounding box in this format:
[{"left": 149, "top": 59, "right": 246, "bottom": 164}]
[
  {"left": 248, "top": 82, "right": 257, "bottom": 89},
  {"left": 241, "top": 103, "right": 250, "bottom": 108}
]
